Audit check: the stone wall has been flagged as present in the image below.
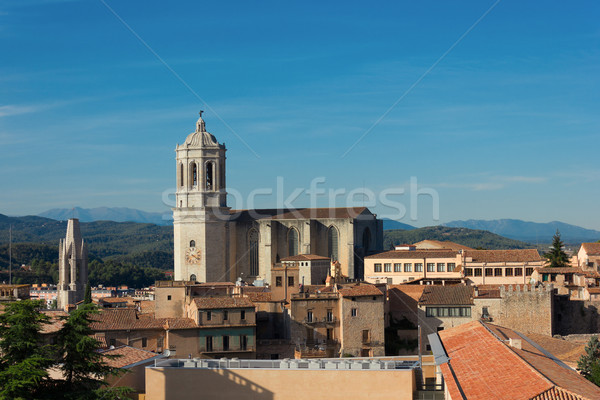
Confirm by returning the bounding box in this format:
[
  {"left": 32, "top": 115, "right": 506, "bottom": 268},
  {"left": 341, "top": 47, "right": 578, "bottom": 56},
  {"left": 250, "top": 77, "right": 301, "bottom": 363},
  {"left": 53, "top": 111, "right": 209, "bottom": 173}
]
[
  {"left": 340, "top": 296, "right": 385, "bottom": 356},
  {"left": 554, "top": 296, "right": 600, "bottom": 335},
  {"left": 475, "top": 284, "right": 554, "bottom": 336}
]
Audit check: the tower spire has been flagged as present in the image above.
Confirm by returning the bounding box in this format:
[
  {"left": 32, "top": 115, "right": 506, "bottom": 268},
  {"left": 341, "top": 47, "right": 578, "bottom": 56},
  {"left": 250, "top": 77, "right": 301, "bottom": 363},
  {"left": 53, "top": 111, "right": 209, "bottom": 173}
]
[{"left": 196, "top": 110, "right": 206, "bottom": 132}]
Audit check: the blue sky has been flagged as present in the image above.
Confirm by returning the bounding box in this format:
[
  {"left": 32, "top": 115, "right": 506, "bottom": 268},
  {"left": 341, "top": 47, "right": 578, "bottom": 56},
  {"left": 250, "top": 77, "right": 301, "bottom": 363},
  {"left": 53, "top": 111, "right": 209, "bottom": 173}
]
[{"left": 1, "top": 1, "right": 599, "bottom": 228}]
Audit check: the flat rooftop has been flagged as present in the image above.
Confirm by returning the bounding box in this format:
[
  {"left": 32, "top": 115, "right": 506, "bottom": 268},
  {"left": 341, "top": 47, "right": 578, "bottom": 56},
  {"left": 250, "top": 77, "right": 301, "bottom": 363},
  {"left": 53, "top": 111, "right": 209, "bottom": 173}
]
[{"left": 151, "top": 357, "right": 419, "bottom": 371}]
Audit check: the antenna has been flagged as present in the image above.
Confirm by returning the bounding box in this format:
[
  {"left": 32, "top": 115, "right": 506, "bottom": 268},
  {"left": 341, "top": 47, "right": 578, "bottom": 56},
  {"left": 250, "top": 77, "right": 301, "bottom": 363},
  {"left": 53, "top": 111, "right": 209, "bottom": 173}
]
[{"left": 9, "top": 224, "right": 12, "bottom": 285}]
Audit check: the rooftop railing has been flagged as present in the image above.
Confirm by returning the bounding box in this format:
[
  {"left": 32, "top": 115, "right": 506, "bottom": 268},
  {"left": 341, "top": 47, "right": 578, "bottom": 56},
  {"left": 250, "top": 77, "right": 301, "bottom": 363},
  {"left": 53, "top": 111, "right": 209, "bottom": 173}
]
[{"left": 153, "top": 357, "right": 419, "bottom": 371}]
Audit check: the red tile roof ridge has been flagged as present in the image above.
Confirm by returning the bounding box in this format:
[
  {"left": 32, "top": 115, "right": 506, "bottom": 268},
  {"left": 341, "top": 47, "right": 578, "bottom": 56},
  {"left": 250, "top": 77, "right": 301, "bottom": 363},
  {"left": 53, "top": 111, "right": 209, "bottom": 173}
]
[
  {"left": 365, "top": 249, "right": 459, "bottom": 259},
  {"left": 280, "top": 254, "right": 331, "bottom": 261},
  {"left": 581, "top": 243, "right": 600, "bottom": 255},
  {"left": 530, "top": 385, "right": 588, "bottom": 400},
  {"left": 439, "top": 321, "right": 552, "bottom": 399},
  {"left": 483, "top": 322, "right": 600, "bottom": 399}
]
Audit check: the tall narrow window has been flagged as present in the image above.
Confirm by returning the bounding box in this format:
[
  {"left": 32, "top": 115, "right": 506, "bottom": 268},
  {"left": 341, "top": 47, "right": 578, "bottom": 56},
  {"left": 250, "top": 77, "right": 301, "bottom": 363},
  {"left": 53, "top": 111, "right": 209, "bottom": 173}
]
[
  {"left": 362, "top": 228, "right": 371, "bottom": 254},
  {"left": 248, "top": 229, "right": 259, "bottom": 276},
  {"left": 190, "top": 240, "right": 195, "bottom": 248},
  {"left": 206, "top": 336, "right": 213, "bottom": 352},
  {"left": 190, "top": 274, "right": 196, "bottom": 282},
  {"left": 328, "top": 226, "right": 339, "bottom": 261},
  {"left": 288, "top": 228, "right": 299, "bottom": 257},
  {"left": 179, "top": 163, "right": 184, "bottom": 187},
  {"left": 191, "top": 163, "right": 198, "bottom": 187},
  {"left": 222, "top": 336, "right": 229, "bottom": 351},
  {"left": 206, "top": 162, "right": 214, "bottom": 190},
  {"left": 240, "top": 335, "right": 248, "bottom": 351}
]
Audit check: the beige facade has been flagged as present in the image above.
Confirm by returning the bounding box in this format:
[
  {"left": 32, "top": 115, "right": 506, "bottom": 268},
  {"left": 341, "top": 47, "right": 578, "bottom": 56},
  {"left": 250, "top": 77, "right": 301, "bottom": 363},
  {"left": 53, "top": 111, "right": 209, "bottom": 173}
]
[
  {"left": 578, "top": 243, "right": 600, "bottom": 270},
  {"left": 462, "top": 249, "right": 543, "bottom": 285},
  {"left": 365, "top": 248, "right": 544, "bottom": 286},
  {"left": 173, "top": 114, "right": 382, "bottom": 284},
  {"left": 145, "top": 358, "right": 416, "bottom": 400},
  {"left": 365, "top": 249, "right": 462, "bottom": 284},
  {"left": 270, "top": 254, "right": 331, "bottom": 302}
]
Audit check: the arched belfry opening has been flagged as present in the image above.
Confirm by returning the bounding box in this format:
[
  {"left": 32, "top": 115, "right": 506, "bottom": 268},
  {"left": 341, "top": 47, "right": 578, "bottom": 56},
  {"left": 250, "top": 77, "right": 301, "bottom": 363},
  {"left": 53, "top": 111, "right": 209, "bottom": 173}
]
[
  {"left": 206, "top": 162, "right": 215, "bottom": 191},
  {"left": 179, "top": 163, "right": 184, "bottom": 187},
  {"left": 288, "top": 228, "right": 299, "bottom": 257},
  {"left": 191, "top": 163, "right": 198, "bottom": 187}
]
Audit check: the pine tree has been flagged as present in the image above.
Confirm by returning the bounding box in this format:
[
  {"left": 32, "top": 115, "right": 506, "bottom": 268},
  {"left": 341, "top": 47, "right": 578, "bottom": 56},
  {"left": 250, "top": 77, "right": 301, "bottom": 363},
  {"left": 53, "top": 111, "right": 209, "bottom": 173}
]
[
  {"left": 55, "top": 303, "right": 127, "bottom": 400},
  {"left": 84, "top": 282, "right": 92, "bottom": 304},
  {"left": 0, "top": 300, "right": 53, "bottom": 400},
  {"left": 545, "top": 230, "right": 570, "bottom": 268},
  {"left": 578, "top": 336, "right": 600, "bottom": 386}
]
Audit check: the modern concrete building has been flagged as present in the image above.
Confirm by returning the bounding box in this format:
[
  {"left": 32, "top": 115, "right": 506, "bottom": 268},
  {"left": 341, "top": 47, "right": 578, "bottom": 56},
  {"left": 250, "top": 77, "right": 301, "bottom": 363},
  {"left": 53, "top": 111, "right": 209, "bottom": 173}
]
[
  {"left": 145, "top": 357, "right": 419, "bottom": 400},
  {"left": 172, "top": 113, "right": 383, "bottom": 284},
  {"left": 57, "top": 218, "right": 88, "bottom": 310}
]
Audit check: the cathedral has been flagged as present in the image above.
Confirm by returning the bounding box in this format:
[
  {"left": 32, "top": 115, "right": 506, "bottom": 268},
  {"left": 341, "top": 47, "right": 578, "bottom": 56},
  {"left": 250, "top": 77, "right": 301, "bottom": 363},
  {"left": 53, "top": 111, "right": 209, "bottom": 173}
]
[{"left": 173, "top": 113, "right": 383, "bottom": 284}]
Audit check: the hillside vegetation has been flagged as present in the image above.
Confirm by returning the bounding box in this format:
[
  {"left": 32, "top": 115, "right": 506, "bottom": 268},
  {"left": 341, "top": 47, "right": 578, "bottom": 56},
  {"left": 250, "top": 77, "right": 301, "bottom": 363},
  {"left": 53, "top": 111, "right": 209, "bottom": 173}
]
[{"left": 383, "top": 226, "right": 531, "bottom": 250}]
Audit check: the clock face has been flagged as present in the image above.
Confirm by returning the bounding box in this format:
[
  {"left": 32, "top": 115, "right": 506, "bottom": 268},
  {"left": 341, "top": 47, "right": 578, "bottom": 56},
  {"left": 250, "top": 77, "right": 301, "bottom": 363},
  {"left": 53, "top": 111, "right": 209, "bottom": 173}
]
[{"left": 185, "top": 247, "right": 201, "bottom": 265}]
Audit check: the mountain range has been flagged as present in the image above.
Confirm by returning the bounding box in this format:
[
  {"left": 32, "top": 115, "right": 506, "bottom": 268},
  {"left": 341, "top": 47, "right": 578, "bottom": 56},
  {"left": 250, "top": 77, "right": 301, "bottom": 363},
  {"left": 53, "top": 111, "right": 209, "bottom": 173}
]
[
  {"left": 444, "top": 219, "right": 600, "bottom": 243},
  {"left": 38, "top": 207, "right": 172, "bottom": 226},
  {"left": 11, "top": 207, "right": 600, "bottom": 244}
]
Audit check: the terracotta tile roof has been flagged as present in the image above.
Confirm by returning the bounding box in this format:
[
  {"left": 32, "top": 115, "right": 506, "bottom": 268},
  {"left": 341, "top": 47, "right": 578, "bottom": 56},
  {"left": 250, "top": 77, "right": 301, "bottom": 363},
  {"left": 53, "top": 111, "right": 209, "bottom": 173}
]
[
  {"left": 246, "top": 292, "right": 273, "bottom": 302},
  {"left": 524, "top": 333, "right": 586, "bottom": 367},
  {"left": 413, "top": 240, "right": 473, "bottom": 251},
  {"left": 464, "top": 249, "right": 542, "bottom": 263},
  {"left": 160, "top": 318, "right": 198, "bottom": 330},
  {"left": 583, "top": 271, "right": 600, "bottom": 279},
  {"left": 90, "top": 308, "right": 197, "bottom": 331},
  {"left": 536, "top": 267, "right": 585, "bottom": 274},
  {"left": 437, "top": 322, "right": 600, "bottom": 399},
  {"left": 302, "top": 285, "right": 334, "bottom": 294},
  {"left": 230, "top": 207, "right": 371, "bottom": 221},
  {"left": 587, "top": 287, "right": 600, "bottom": 294},
  {"left": 138, "top": 300, "right": 155, "bottom": 314},
  {"left": 193, "top": 296, "right": 255, "bottom": 310},
  {"left": 100, "top": 346, "right": 160, "bottom": 368},
  {"left": 365, "top": 249, "right": 459, "bottom": 260},
  {"left": 485, "top": 323, "right": 600, "bottom": 400},
  {"left": 92, "top": 334, "right": 108, "bottom": 349},
  {"left": 40, "top": 311, "right": 69, "bottom": 334},
  {"left": 419, "top": 285, "right": 474, "bottom": 305},
  {"left": 197, "top": 282, "right": 235, "bottom": 287},
  {"left": 281, "top": 254, "right": 330, "bottom": 262},
  {"left": 100, "top": 297, "right": 133, "bottom": 304},
  {"left": 581, "top": 243, "right": 600, "bottom": 256},
  {"left": 438, "top": 322, "right": 552, "bottom": 400},
  {"left": 388, "top": 285, "right": 426, "bottom": 302},
  {"left": 338, "top": 284, "right": 384, "bottom": 298}
]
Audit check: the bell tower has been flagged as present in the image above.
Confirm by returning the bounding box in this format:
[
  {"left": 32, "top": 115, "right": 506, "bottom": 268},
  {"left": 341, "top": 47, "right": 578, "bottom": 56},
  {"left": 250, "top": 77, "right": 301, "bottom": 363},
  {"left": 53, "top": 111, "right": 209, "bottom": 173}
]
[{"left": 173, "top": 112, "right": 230, "bottom": 282}]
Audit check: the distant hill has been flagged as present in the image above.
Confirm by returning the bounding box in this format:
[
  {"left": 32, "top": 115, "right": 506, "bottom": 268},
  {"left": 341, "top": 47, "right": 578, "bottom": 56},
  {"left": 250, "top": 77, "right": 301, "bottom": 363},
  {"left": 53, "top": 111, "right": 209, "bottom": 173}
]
[
  {"left": 383, "top": 226, "right": 530, "bottom": 250},
  {"left": 382, "top": 219, "right": 415, "bottom": 231},
  {"left": 38, "top": 207, "right": 172, "bottom": 226},
  {"left": 444, "top": 219, "right": 600, "bottom": 243},
  {"left": 0, "top": 214, "right": 173, "bottom": 269}
]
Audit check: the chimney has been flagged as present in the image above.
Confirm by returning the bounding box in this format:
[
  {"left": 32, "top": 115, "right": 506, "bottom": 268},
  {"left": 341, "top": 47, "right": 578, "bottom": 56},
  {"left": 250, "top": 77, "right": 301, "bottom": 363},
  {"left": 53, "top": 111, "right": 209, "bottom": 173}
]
[{"left": 509, "top": 338, "right": 522, "bottom": 350}]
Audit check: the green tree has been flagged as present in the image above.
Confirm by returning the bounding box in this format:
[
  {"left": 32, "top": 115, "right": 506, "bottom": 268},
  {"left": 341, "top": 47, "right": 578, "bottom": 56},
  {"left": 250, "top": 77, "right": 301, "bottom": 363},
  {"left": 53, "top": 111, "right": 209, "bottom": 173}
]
[
  {"left": 545, "top": 230, "right": 570, "bottom": 268},
  {"left": 0, "top": 300, "right": 53, "bottom": 400},
  {"left": 84, "top": 282, "right": 92, "bottom": 304},
  {"left": 55, "top": 303, "right": 128, "bottom": 399},
  {"left": 577, "top": 336, "right": 600, "bottom": 386}
]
